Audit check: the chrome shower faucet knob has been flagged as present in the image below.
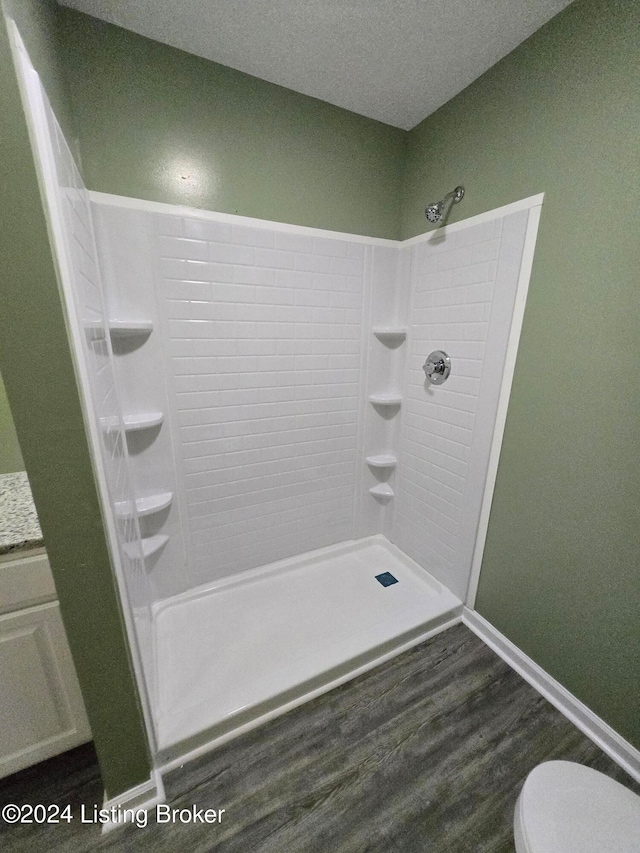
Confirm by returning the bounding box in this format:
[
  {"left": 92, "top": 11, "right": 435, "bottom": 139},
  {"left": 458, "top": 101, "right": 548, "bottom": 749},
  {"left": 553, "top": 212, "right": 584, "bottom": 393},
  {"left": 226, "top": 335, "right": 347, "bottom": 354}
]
[{"left": 423, "top": 350, "right": 451, "bottom": 385}]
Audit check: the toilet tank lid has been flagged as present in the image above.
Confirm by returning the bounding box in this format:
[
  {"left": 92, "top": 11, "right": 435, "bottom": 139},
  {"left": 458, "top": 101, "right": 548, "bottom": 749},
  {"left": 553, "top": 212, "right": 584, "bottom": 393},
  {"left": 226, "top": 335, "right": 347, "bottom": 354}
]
[{"left": 518, "top": 760, "right": 640, "bottom": 853}]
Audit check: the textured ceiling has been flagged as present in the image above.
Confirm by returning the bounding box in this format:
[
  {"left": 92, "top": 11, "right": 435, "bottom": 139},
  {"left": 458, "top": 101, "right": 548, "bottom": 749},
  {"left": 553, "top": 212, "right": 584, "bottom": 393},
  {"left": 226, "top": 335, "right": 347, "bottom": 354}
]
[{"left": 58, "top": 0, "right": 573, "bottom": 130}]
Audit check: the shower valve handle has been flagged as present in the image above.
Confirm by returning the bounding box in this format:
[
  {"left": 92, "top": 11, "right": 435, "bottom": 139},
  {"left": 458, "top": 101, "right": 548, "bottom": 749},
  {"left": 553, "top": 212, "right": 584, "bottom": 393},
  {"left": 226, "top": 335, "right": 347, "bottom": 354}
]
[{"left": 423, "top": 351, "right": 451, "bottom": 385}]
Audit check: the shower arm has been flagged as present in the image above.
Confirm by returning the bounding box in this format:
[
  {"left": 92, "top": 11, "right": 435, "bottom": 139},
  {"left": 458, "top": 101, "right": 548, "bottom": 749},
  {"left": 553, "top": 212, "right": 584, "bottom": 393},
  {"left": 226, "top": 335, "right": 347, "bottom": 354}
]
[{"left": 441, "top": 186, "right": 465, "bottom": 207}]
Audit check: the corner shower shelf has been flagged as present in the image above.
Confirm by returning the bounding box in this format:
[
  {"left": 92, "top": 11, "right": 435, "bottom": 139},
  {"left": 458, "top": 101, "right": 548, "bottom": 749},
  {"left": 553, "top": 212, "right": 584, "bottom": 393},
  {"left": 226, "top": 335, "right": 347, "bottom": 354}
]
[
  {"left": 115, "top": 491, "right": 173, "bottom": 519},
  {"left": 123, "top": 534, "right": 169, "bottom": 561},
  {"left": 368, "top": 393, "right": 402, "bottom": 407},
  {"left": 122, "top": 412, "right": 164, "bottom": 432},
  {"left": 140, "top": 534, "right": 169, "bottom": 559},
  {"left": 372, "top": 327, "right": 407, "bottom": 342},
  {"left": 108, "top": 320, "right": 153, "bottom": 338},
  {"left": 101, "top": 412, "right": 164, "bottom": 432},
  {"left": 365, "top": 454, "right": 397, "bottom": 469},
  {"left": 369, "top": 483, "right": 394, "bottom": 500}
]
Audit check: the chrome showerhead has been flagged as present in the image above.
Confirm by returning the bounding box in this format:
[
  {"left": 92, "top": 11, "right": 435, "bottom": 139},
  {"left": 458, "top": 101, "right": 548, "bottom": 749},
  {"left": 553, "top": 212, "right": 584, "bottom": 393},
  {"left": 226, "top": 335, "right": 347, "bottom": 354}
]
[
  {"left": 425, "top": 202, "right": 443, "bottom": 223},
  {"left": 425, "top": 185, "right": 465, "bottom": 223}
]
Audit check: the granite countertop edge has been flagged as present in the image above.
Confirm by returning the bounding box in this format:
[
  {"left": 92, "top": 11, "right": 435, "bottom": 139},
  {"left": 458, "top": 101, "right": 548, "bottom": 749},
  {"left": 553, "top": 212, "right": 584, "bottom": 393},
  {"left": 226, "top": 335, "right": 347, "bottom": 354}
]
[{"left": 0, "top": 471, "right": 45, "bottom": 556}]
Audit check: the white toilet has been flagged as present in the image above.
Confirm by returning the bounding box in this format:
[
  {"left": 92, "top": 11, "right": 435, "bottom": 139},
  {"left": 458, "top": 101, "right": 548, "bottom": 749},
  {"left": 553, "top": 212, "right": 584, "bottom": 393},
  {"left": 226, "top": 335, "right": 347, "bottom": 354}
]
[{"left": 514, "top": 760, "right": 640, "bottom": 853}]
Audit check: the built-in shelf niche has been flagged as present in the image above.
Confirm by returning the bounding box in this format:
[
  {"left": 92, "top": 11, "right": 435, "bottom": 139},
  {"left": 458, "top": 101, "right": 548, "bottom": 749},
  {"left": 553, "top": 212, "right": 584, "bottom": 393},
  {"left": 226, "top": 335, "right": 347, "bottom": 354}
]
[
  {"left": 115, "top": 491, "right": 173, "bottom": 519},
  {"left": 108, "top": 319, "right": 153, "bottom": 338},
  {"left": 365, "top": 454, "right": 397, "bottom": 469},
  {"left": 369, "top": 483, "right": 394, "bottom": 500},
  {"left": 368, "top": 393, "right": 402, "bottom": 407},
  {"left": 372, "top": 327, "right": 407, "bottom": 343}
]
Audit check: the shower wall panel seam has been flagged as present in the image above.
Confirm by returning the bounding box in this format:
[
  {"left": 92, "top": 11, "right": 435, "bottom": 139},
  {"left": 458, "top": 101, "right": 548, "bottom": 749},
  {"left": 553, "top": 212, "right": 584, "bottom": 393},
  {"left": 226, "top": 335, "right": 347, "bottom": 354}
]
[{"left": 351, "top": 243, "right": 374, "bottom": 538}]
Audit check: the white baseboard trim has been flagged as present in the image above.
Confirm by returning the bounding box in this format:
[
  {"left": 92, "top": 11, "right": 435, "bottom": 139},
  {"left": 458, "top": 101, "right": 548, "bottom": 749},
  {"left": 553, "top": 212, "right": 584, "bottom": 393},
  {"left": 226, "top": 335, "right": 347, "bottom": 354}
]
[
  {"left": 462, "top": 607, "right": 640, "bottom": 784},
  {"left": 100, "top": 769, "right": 165, "bottom": 833}
]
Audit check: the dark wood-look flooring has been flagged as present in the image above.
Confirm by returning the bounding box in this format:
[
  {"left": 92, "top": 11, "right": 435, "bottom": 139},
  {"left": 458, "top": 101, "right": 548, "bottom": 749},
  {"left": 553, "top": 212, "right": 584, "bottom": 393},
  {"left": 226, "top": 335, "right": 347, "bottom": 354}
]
[{"left": 1, "top": 624, "right": 637, "bottom": 852}]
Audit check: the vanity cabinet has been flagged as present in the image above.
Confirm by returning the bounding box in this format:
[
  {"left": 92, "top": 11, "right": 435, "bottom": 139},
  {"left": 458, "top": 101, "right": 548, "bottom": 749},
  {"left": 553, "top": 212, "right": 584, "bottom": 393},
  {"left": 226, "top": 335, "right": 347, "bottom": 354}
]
[{"left": 0, "top": 552, "right": 91, "bottom": 778}]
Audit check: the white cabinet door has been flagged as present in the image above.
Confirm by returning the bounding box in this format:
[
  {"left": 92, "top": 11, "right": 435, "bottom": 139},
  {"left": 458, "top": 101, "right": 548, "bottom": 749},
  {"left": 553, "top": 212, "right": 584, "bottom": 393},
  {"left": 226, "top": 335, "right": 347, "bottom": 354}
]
[
  {"left": 0, "top": 552, "right": 56, "bottom": 615},
  {"left": 0, "top": 601, "right": 91, "bottom": 778}
]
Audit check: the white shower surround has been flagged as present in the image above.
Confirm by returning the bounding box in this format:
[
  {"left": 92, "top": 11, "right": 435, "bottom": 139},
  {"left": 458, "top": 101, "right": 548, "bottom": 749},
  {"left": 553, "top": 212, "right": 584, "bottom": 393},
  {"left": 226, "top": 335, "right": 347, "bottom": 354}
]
[
  {"left": 88, "top": 191, "right": 540, "bottom": 757},
  {"left": 90, "top": 191, "right": 541, "bottom": 605},
  {"left": 9, "top": 17, "right": 543, "bottom": 771}
]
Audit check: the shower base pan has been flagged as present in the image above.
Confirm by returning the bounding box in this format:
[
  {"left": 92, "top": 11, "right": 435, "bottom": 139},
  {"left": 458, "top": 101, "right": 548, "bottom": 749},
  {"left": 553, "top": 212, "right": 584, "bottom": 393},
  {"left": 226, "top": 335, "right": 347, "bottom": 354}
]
[{"left": 153, "top": 535, "right": 462, "bottom": 765}]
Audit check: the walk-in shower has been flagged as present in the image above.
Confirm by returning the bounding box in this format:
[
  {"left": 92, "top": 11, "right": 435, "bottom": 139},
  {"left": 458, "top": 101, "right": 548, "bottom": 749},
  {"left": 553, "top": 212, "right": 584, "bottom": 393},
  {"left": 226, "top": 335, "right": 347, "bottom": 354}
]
[
  {"left": 12, "top": 23, "right": 542, "bottom": 782},
  {"left": 425, "top": 185, "right": 465, "bottom": 222}
]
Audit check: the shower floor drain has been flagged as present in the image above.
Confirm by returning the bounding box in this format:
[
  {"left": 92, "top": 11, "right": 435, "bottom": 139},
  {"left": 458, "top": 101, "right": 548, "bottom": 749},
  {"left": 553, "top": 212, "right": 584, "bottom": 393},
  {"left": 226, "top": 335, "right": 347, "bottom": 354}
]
[{"left": 375, "top": 572, "right": 398, "bottom": 587}]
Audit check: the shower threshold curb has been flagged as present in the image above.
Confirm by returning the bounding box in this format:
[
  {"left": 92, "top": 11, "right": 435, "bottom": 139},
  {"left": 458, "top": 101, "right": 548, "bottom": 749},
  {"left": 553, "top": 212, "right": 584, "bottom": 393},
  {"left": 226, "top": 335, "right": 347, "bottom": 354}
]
[{"left": 157, "top": 612, "right": 462, "bottom": 774}]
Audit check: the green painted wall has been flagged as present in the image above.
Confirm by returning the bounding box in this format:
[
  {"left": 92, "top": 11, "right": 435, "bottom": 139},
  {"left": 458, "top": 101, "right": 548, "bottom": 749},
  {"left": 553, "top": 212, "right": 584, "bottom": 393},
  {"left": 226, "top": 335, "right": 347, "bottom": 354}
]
[
  {"left": 59, "top": 8, "right": 406, "bottom": 240},
  {"left": 0, "top": 0, "right": 151, "bottom": 796},
  {"left": 0, "top": 371, "right": 24, "bottom": 474},
  {"left": 404, "top": 0, "right": 640, "bottom": 748}
]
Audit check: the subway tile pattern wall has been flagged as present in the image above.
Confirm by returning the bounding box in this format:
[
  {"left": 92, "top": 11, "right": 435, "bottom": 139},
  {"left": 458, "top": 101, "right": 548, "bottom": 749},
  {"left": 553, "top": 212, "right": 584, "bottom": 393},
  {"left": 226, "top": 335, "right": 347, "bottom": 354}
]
[
  {"left": 91, "top": 203, "right": 191, "bottom": 604},
  {"left": 153, "top": 214, "right": 368, "bottom": 586},
  {"left": 90, "top": 193, "right": 531, "bottom": 605},
  {"left": 392, "top": 214, "right": 528, "bottom": 599}
]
